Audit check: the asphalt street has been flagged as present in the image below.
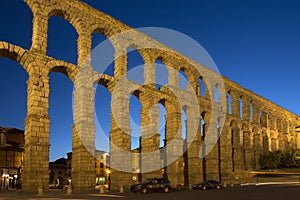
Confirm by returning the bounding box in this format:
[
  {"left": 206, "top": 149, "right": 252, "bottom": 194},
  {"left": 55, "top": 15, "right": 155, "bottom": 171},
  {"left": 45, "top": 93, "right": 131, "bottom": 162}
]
[{"left": 0, "top": 184, "right": 300, "bottom": 200}]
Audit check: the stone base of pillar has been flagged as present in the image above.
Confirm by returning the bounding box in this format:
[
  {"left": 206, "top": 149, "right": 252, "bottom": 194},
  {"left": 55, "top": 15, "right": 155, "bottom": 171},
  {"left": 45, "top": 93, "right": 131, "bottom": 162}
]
[
  {"left": 37, "top": 186, "right": 44, "bottom": 196},
  {"left": 110, "top": 171, "right": 133, "bottom": 191},
  {"left": 22, "top": 170, "right": 49, "bottom": 192}
]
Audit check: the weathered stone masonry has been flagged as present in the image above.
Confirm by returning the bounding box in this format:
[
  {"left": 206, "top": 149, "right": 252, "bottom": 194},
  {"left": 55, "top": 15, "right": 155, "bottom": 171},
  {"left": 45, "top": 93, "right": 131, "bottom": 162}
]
[{"left": 0, "top": 0, "right": 299, "bottom": 192}]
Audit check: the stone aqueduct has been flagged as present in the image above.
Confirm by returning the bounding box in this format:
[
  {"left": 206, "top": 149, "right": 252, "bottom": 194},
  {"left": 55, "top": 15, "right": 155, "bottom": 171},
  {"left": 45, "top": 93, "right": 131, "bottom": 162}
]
[{"left": 1, "top": 0, "right": 299, "bottom": 192}]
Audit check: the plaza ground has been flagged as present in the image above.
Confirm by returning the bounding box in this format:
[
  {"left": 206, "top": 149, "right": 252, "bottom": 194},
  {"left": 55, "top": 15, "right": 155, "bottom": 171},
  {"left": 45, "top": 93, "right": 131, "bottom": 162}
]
[{"left": 0, "top": 183, "right": 300, "bottom": 200}]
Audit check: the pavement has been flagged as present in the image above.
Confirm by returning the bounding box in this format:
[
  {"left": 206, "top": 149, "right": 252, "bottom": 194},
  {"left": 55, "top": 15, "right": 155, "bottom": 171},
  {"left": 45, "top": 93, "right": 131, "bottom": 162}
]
[
  {"left": 0, "top": 189, "right": 127, "bottom": 200},
  {"left": 1, "top": 183, "right": 300, "bottom": 200}
]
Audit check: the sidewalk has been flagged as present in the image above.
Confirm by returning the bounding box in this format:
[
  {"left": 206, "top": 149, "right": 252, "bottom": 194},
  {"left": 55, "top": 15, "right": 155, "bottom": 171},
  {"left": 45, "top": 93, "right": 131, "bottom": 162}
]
[{"left": 0, "top": 189, "right": 127, "bottom": 199}]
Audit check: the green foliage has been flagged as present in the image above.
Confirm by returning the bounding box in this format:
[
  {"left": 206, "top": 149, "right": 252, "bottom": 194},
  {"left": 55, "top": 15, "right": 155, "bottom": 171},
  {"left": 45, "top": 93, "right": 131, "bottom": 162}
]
[{"left": 259, "top": 150, "right": 300, "bottom": 170}]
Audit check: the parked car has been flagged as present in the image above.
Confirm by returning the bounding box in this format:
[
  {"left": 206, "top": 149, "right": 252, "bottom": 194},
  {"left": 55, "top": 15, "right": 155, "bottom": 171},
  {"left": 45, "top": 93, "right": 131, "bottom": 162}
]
[
  {"left": 130, "top": 178, "right": 171, "bottom": 194},
  {"left": 192, "top": 180, "right": 222, "bottom": 190}
]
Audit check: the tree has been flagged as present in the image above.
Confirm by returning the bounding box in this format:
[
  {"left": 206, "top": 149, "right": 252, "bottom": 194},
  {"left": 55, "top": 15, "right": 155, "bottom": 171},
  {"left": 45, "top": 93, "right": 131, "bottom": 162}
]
[{"left": 259, "top": 150, "right": 300, "bottom": 170}]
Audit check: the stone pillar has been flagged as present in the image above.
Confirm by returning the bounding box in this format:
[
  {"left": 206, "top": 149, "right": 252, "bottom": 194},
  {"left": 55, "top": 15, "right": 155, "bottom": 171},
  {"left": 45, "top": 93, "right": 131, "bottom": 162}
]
[
  {"left": 219, "top": 125, "right": 232, "bottom": 184},
  {"left": 144, "top": 60, "right": 156, "bottom": 87},
  {"left": 252, "top": 103, "right": 261, "bottom": 125},
  {"left": 262, "top": 129, "right": 270, "bottom": 152},
  {"left": 72, "top": 65, "right": 96, "bottom": 191},
  {"left": 109, "top": 93, "right": 132, "bottom": 190},
  {"left": 114, "top": 48, "right": 127, "bottom": 80},
  {"left": 30, "top": 12, "right": 48, "bottom": 54},
  {"left": 187, "top": 114, "right": 203, "bottom": 185},
  {"left": 140, "top": 100, "right": 161, "bottom": 179},
  {"left": 277, "top": 119, "right": 282, "bottom": 132},
  {"left": 269, "top": 114, "right": 276, "bottom": 130},
  {"left": 231, "top": 95, "right": 240, "bottom": 119},
  {"left": 253, "top": 132, "right": 262, "bottom": 170},
  {"left": 165, "top": 102, "right": 183, "bottom": 188},
  {"left": 168, "top": 67, "right": 179, "bottom": 88},
  {"left": 204, "top": 121, "right": 220, "bottom": 181},
  {"left": 231, "top": 127, "right": 244, "bottom": 183},
  {"left": 242, "top": 99, "right": 250, "bottom": 122},
  {"left": 244, "top": 131, "right": 254, "bottom": 171},
  {"left": 261, "top": 111, "right": 269, "bottom": 128},
  {"left": 77, "top": 32, "right": 92, "bottom": 66},
  {"left": 196, "top": 82, "right": 200, "bottom": 96},
  {"left": 22, "top": 73, "right": 50, "bottom": 192}
]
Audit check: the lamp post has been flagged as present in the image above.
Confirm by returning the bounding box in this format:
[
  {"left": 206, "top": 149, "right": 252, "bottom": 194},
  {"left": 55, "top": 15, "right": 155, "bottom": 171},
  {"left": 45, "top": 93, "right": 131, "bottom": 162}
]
[{"left": 106, "top": 169, "right": 111, "bottom": 190}]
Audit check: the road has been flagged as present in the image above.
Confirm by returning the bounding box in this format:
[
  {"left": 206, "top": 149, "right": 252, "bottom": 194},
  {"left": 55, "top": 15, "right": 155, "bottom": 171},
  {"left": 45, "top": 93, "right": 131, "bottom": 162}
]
[{"left": 0, "top": 184, "right": 300, "bottom": 200}]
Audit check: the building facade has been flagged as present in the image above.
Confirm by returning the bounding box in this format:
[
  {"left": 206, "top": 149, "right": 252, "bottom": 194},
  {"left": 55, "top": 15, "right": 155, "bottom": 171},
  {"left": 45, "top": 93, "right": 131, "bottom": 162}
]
[
  {"left": 95, "top": 150, "right": 110, "bottom": 189},
  {"left": 0, "top": 127, "right": 24, "bottom": 190},
  {"left": 49, "top": 158, "right": 68, "bottom": 188}
]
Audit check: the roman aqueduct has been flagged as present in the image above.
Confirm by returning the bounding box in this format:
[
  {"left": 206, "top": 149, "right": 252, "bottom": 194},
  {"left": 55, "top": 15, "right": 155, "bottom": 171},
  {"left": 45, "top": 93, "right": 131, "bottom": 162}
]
[{"left": 0, "top": 0, "right": 299, "bottom": 192}]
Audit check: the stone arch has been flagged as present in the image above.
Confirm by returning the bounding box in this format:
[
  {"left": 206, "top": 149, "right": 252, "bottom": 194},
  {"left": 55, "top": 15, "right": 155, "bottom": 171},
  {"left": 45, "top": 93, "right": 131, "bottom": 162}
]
[
  {"left": 0, "top": 47, "right": 29, "bottom": 148},
  {"left": 46, "top": 7, "right": 83, "bottom": 34},
  {"left": 48, "top": 68, "right": 74, "bottom": 167},
  {"left": 0, "top": 42, "right": 31, "bottom": 74},
  {"left": 46, "top": 60, "right": 78, "bottom": 82},
  {"left": 93, "top": 73, "right": 113, "bottom": 89},
  {"left": 177, "top": 61, "right": 197, "bottom": 89},
  {"left": 88, "top": 24, "right": 117, "bottom": 40},
  {"left": 155, "top": 58, "right": 169, "bottom": 89},
  {"left": 228, "top": 89, "right": 240, "bottom": 117},
  {"left": 138, "top": 49, "right": 154, "bottom": 64},
  {"left": 227, "top": 90, "right": 233, "bottom": 114},
  {"left": 90, "top": 30, "right": 116, "bottom": 78},
  {"left": 90, "top": 26, "right": 117, "bottom": 53},
  {"left": 47, "top": 14, "right": 79, "bottom": 65},
  {"left": 128, "top": 90, "right": 142, "bottom": 151},
  {"left": 152, "top": 51, "right": 183, "bottom": 72},
  {"left": 126, "top": 46, "right": 145, "bottom": 84},
  {"left": 155, "top": 54, "right": 172, "bottom": 68},
  {"left": 213, "top": 84, "right": 221, "bottom": 102},
  {"left": 197, "top": 76, "right": 207, "bottom": 97},
  {"left": 199, "top": 111, "right": 207, "bottom": 139},
  {"left": 93, "top": 82, "right": 112, "bottom": 155},
  {"left": 238, "top": 95, "right": 244, "bottom": 120},
  {"left": 156, "top": 99, "right": 167, "bottom": 146},
  {"left": 249, "top": 100, "right": 253, "bottom": 122},
  {"left": 179, "top": 68, "right": 189, "bottom": 90},
  {"left": 181, "top": 105, "right": 189, "bottom": 141}
]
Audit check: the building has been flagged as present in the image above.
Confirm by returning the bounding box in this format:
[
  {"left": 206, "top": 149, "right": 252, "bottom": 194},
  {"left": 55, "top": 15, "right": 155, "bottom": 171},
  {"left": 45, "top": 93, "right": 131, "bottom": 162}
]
[
  {"left": 95, "top": 150, "right": 110, "bottom": 188},
  {"left": 56, "top": 151, "right": 111, "bottom": 189},
  {"left": 49, "top": 157, "right": 68, "bottom": 188},
  {"left": 0, "top": 127, "right": 24, "bottom": 189}
]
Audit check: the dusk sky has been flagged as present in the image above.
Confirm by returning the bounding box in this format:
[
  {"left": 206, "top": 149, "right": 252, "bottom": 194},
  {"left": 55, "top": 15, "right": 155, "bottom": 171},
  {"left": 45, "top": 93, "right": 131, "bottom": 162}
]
[{"left": 0, "top": 0, "right": 300, "bottom": 161}]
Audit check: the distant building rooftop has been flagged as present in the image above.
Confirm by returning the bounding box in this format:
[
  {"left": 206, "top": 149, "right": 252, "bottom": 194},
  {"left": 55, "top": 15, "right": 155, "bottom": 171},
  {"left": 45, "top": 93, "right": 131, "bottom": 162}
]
[{"left": 0, "top": 126, "right": 24, "bottom": 147}]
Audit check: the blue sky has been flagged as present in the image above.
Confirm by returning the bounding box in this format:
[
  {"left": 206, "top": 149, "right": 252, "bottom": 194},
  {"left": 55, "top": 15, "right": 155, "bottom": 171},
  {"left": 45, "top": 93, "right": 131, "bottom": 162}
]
[{"left": 0, "top": 0, "right": 300, "bottom": 161}]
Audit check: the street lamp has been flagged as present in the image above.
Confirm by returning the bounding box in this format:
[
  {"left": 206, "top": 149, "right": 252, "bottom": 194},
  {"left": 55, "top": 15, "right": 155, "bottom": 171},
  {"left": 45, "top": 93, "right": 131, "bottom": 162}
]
[{"left": 106, "top": 169, "right": 111, "bottom": 190}]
